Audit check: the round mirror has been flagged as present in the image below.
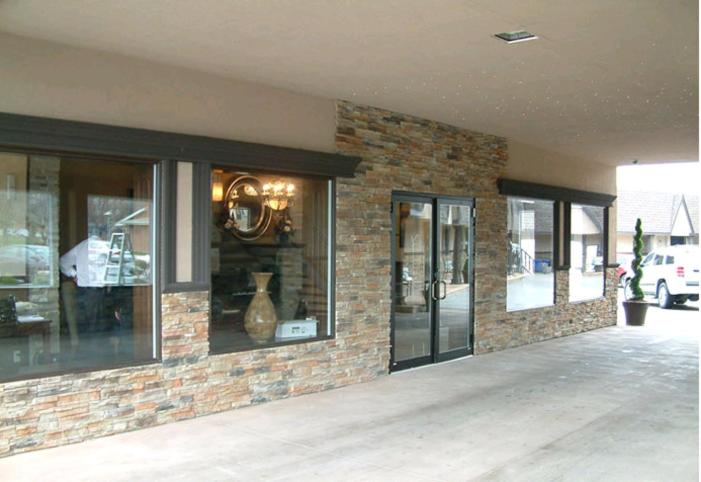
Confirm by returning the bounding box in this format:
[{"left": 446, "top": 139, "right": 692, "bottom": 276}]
[{"left": 223, "top": 176, "right": 272, "bottom": 241}]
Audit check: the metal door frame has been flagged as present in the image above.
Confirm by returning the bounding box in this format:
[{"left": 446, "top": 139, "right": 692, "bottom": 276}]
[
  {"left": 390, "top": 191, "right": 475, "bottom": 372},
  {"left": 435, "top": 196, "right": 475, "bottom": 363}
]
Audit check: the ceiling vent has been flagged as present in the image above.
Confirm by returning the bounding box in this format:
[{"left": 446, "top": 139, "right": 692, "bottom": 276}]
[{"left": 495, "top": 30, "right": 538, "bottom": 44}]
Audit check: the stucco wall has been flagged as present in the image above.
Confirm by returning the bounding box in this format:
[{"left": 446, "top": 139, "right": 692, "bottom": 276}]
[
  {"left": 506, "top": 141, "right": 616, "bottom": 195},
  {"left": 0, "top": 33, "right": 335, "bottom": 153},
  {"left": 1, "top": 33, "right": 617, "bottom": 260},
  {"left": 617, "top": 233, "right": 671, "bottom": 257}
]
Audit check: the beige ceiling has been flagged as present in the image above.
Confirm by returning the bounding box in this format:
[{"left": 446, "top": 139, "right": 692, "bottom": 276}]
[{"left": 0, "top": 0, "right": 697, "bottom": 165}]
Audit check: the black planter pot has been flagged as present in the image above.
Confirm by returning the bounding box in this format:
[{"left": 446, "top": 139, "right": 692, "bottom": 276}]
[{"left": 623, "top": 300, "right": 648, "bottom": 326}]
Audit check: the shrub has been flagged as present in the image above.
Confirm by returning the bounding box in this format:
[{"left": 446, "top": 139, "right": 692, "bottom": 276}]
[{"left": 629, "top": 218, "right": 645, "bottom": 301}]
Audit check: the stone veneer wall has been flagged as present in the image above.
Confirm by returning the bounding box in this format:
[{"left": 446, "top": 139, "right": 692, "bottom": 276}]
[
  {"left": 333, "top": 100, "right": 616, "bottom": 355},
  {"left": 1, "top": 288, "right": 386, "bottom": 456},
  {"left": 0, "top": 100, "right": 616, "bottom": 457}
]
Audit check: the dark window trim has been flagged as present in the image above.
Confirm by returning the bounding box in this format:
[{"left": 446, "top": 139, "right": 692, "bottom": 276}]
[
  {"left": 498, "top": 178, "right": 616, "bottom": 207},
  {"left": 160, "top": 160, "right": 178, "bottom": 289},
  {"left": 0, "top": 359, "right": 160, "bottom": 384},
  {"left": 563, "top": 201, "right": 572, "bottom": 270},
  {"left": 209, "top": 334, "right": 335, "bottom": 356},
  {"left": 162, "top": 282, "right": 211, "bottom": 294},
  {"left": 153, "top": 162, "right": 163, "bottom": 361},
  {"left": 603, "top": 206, "right": 610, "bottom": 296},
  {"left": 328, "top": 178, "right": 337, "bottom": 339},
  {"left": 0, "top": 112, "right": 361, "bottom": 178},
  {"left": 192, "top": 162, "right": 211, "bottom": 284},
  {"left": 553, "top": 201, "right": 560, "bottom": 301}
]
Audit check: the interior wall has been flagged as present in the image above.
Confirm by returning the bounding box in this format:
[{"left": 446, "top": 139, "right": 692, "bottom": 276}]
[{"left": 0, "top": 32, "right": 336, "bottom": 153}]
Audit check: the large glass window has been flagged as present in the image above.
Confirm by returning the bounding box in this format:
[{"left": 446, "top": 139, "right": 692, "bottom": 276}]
[
  {"left": 210, "top": 168, "right": 332, "bottom": 353},
  {"left": 569, "top": 203, "right": 605, "bottom": 301},
  {"left": 0, "top": 152, "right": 156, "bottom": 380},
  {"left": 507, "top": 197, "right": 555, "bottom": 311}
]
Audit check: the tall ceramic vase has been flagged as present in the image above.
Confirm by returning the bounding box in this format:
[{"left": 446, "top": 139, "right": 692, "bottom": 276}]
[{"left": 244, "top": 272, "right": 278, "bottom": 344}]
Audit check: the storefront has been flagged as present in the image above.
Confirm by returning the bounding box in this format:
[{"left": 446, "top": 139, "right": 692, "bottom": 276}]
[{"left": 0, "top": 102, "right": 617, "bottom": 457}]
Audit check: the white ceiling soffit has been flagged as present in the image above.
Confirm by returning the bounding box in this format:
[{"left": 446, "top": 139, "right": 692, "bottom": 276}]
[{"left": 0, "top": 0, "right": 697, "bottom": 166}]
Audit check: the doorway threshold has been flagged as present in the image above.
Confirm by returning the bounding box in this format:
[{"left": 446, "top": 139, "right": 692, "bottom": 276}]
[{"left": 391, "top": 354, "right": 474, "bottom": 374}]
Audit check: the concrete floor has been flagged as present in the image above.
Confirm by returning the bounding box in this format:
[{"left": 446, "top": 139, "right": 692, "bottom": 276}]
[{"left": 1, "top": 295, "right": 698, "bottom": 481}]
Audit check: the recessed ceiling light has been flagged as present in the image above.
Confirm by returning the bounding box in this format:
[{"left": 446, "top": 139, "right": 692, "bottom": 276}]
[{"left": 495, "top": 30, "right": 538, "bottom": 44}]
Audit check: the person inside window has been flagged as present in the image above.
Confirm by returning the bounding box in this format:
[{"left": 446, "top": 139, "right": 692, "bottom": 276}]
[{"left": 59, "top": 235, "right": 107, "bottom": 348}]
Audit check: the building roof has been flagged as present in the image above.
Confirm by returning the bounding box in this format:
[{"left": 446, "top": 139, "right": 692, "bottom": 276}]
[
  {"left": 617, "top": 191, "right": 699, "bottom": 235},
  {"left": 534, "top": 201, "right": 554, "bottom": 234},
  {"left": 687, "top": 196, "right": 699, "bottom": 234},
  {"left": 582, "top": 205, "right": 604, "bottom": 232}
]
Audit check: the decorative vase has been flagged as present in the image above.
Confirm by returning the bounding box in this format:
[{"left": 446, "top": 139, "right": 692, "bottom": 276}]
[{"left": 244, "top": 272, "right": 278, "bottom": 344}]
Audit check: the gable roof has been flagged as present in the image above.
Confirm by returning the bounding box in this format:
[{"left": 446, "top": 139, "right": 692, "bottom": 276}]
[
  {"left": 686, "top": 196, "right": 699, "bottom": 234},
  {"left": 617, "top": 191, "right": 699, "bottom": 235}
]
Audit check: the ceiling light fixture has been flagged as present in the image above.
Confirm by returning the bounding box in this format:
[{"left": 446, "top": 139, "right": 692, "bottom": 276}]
[{"left": 495, "top": 30, "right": 538, "bottom": 44}]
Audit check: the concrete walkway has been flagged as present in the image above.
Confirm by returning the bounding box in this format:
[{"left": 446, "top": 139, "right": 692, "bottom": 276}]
[{"left": 1, "top": 306, "right": 698, "bottom": 481}]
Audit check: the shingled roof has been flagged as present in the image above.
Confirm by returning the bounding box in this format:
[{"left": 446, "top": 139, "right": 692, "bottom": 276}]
[{"left": 617, "top": 191, "right": 699, "bottom": 235}]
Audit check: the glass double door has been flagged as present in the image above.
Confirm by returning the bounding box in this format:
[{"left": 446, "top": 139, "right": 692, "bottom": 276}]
[{"left": 391, "top": 193, "right": 474, "bottom": 371}]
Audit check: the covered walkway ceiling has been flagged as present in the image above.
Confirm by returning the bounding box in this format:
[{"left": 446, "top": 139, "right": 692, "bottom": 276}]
[{"left": 0, "top": 0, "right": 697, "bottom": 166}]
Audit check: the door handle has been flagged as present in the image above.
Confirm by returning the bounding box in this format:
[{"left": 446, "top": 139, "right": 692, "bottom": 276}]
[
  {"left": 431, "top": 280, "right": 439, "bottom": 301},
  {"left": 439, "top": 280, "right": 447, "bottom": 300}
]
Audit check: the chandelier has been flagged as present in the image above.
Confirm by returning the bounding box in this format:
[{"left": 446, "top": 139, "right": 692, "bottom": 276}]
[{"left": 262, "top": 180, "right": 295, "bottom": 211}]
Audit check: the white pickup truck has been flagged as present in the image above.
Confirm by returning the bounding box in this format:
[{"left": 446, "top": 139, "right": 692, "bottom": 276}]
[{"left": 623, "top": 245, "right": 700, "bottom": 308}]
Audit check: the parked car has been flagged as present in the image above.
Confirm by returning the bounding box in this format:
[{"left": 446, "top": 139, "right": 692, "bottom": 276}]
[
  {"left": 615, "top": 254, "right": 633, "bottom": 287},
  {"left": 623, "top": 245, "right": 700, "bottom": 308}
]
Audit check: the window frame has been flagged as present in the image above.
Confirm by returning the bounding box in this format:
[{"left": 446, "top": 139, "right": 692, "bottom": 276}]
[
  {"left": 0, "top": 112, "right": 356, "bottom": 381},
  {"left": 505, "top": 195, "right": 558, "bottom": 312},
  {"left": 565, "top": 202, "right": 609, "bottom": 302},
  {"left": 206, "top": 166, "right": 336, "bottom": 355},
  {"left": 498, "top": 178, "right": 615, "bottom": 306},
  {"left": 0, "top": 150, "right": 161, "bottom": 382}
]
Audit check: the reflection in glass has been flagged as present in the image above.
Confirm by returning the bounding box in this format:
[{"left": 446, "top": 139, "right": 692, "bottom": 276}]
[
  {"left": 210, "top": 168, "right": 331, "bottom": 353},
  {"left": 0, "top": 153, "right": 155, "bottom": 380},
  {"left": 438, "top": 204, "right": 471, "bottom": 353},
  {"left": 0, "top": 190, "right": 53, "bottom": 288},
  {"left": 393, "top": 201, "right": 432, "bottom": 362},
  {"left": 507, "top": 197, "right": 555, "bottom": 311},
  {"left": 569, "top": 203, "right": 605, "bottom": 301}
]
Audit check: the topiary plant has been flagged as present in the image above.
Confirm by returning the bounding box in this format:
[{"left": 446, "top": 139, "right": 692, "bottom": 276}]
[{"left": 629, "top": 218, "right": 645, "bottom": 301}]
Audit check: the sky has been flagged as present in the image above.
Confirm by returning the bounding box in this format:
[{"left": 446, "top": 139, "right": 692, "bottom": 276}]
[{"left": 617, "top": 162, "right": 700, "bottom": 194}]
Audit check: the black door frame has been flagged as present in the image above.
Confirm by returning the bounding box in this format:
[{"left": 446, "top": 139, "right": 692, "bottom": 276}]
[{"left": 390, "top": 191, "right": 476, "bottom": 372}]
